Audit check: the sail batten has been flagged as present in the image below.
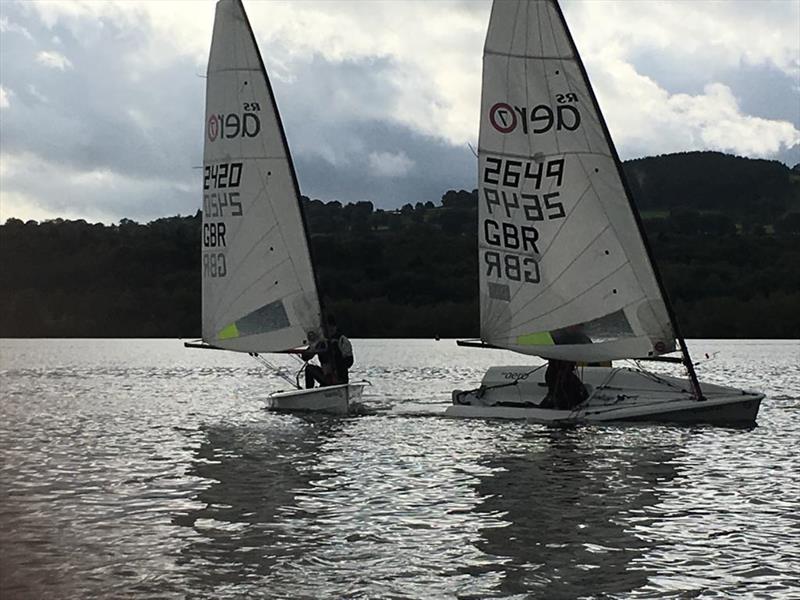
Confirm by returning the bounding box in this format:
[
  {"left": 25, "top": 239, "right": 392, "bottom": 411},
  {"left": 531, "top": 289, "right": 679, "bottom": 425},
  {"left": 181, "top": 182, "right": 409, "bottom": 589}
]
[
  {"left": 201, "top": 0, "right": 323, "bottom": 353},
  {"left": 477, "top": 0, "right": 675, "bottom": 362}
]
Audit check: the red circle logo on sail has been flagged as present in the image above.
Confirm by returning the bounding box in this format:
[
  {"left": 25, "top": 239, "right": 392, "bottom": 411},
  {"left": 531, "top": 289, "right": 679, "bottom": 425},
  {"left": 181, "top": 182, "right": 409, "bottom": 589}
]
[
  {"left": 489, "top": 102, "right": 517, "bottom": 133},
  {"left": 207, "top": 114, "right": 219, "bottom": 141}
]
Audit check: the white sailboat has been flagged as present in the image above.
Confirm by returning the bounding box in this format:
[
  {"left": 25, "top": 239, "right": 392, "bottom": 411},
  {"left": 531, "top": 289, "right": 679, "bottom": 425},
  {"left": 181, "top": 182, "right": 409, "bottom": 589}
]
[
  {"left": 448, "top": 0, "right": 763, "bottom": 425},
  {"left": 187, "top": 0, "right": 365, "bottom": 415}
]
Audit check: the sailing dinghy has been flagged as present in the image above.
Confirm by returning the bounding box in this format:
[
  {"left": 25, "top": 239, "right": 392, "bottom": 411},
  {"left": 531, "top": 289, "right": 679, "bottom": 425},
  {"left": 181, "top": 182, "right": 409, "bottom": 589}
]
[
  {"left": 186, "top": 0, "right": 365, "bottom": 415},
  {"left": 448, "top": 0, "right": 762, "bottom": 425}
]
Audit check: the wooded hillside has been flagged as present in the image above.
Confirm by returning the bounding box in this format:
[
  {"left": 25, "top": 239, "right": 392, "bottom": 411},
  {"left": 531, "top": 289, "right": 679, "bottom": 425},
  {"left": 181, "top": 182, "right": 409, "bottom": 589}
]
[{"left": 1, "top": 152, "right": 798, "bottom": 339}]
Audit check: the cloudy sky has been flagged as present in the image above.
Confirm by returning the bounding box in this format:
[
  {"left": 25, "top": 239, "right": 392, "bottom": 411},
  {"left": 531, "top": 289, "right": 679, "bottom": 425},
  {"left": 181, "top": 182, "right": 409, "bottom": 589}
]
[{"left": 1, "top": 0, "right": 798, "bottom": 224}]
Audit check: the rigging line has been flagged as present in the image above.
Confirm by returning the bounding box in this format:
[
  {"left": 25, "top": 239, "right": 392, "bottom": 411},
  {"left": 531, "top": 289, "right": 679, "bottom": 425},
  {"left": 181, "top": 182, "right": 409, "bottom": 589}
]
[
  {"left": 250, "top": 352, "right": 299, "bottom": 388},
  {"left": 568, "top": 365, "right": 618, "bottom": 419},
  {"left": 629, "top": 361, "right": 690, "bottom": 393}
]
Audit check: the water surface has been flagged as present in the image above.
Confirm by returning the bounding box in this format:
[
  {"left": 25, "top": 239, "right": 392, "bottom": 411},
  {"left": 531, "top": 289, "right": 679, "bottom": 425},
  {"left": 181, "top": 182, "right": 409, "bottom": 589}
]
[{"left": 1, "top": 339, "right": 798, "bottom": 598}]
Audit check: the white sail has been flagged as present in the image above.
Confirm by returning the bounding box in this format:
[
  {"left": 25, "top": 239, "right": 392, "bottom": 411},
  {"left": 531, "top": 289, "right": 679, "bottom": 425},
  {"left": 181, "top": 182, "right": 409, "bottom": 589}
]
[
  {"left": 201, "top": 0, "right": 322, "bottom": 353},
  {"left": 478, "top": 0, "right": 675, "bottom": 362}
]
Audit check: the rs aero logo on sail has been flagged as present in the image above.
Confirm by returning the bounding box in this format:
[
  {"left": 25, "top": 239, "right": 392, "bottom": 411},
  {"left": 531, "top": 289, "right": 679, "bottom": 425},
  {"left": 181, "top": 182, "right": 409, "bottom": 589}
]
[
  {"left": 489, "top": 93, "right": 581, "bottom": 135},
  {"left": 207, "top": 103, "right": 262, "bottom": 142}
]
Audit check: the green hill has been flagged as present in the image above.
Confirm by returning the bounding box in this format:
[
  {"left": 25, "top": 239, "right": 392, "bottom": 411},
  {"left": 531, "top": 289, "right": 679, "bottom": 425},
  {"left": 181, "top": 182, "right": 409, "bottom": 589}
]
[{"left": 1, "top": 152, "right": 798, "bottom": 339}]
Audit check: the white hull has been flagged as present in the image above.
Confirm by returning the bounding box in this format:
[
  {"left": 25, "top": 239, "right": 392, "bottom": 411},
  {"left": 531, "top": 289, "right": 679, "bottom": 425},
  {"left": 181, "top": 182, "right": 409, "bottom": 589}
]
[
  {"left": 268, "top": 383, "right": 366, "bottom": 415},
  {"left": 448, "top": 366, "right": 763, "bottom": 426}
]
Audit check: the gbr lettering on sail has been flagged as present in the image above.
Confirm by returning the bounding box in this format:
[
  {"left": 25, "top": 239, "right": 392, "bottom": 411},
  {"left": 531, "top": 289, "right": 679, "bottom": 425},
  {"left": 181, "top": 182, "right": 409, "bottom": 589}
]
[
  {"left": 202, "top": 102, "right": 262, "bottom": 279},
  {"left": 481, "top": 93, "right": 579, "bottom": 286}
]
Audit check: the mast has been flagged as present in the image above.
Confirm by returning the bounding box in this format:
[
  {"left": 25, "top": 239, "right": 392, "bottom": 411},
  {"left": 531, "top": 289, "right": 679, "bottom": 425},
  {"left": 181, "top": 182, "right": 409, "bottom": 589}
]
[
  {"left": 551, "top": 0, "right": 704, "bottom": 400},
  {"left": 236, "top": 0, "right": 328, "bottom": 337}
]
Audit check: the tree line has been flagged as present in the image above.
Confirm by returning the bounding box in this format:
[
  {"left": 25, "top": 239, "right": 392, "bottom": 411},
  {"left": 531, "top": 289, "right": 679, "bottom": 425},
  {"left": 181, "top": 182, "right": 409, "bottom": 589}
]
[{"left": 1, "top": 151, "right": 798, "bottom": 339}]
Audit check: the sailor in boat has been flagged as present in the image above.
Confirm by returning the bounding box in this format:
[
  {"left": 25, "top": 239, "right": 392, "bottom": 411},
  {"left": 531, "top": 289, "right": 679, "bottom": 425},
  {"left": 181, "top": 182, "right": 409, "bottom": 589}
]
[
  {"left": 541, "top": 326, "right": 591, "bottom": 410},
  {"left": 541, "top": 360, "right": 588, "bottom": 410},
  {"left": 301, "top": 315, "right": 354, "bottom": 388}
]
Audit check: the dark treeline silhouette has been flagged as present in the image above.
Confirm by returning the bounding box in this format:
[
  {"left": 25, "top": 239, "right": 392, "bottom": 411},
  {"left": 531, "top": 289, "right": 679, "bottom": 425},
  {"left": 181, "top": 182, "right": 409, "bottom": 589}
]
[{"left": 1, "top": 151, "right": 798, "bottom": 339}]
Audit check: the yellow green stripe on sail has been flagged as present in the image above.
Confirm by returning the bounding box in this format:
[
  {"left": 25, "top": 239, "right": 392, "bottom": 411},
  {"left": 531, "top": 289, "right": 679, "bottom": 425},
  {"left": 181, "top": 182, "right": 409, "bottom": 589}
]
[
  {"left": 217, "top": 322, "right": 240, "bottom": 340},
  {"left": 516, "top": 331, "right": 555, "bottom": 346}
]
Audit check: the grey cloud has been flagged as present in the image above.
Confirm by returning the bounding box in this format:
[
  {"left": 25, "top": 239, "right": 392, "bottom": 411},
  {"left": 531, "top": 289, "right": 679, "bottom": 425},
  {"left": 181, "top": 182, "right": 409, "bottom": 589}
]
[
  {"left": 1, "top": 2, "right": 204, "bottom": 183},
  {"left": 293, "top": 119, "right": 476, "bottom": 208},
  {"left": 775, "top": 144, "right": 800, "bottom": 167},
  {"left": 269, "top": 52, "right": 477, "bottom": 207},
  {"left": 2, "top": 0, "right": 796, "bottom": 224},
  {"left": 630, "top": 49, "right": 800, "bottom": 129},
  {"left": 1, "top": 7, "right": 476, "bottom": 222}
]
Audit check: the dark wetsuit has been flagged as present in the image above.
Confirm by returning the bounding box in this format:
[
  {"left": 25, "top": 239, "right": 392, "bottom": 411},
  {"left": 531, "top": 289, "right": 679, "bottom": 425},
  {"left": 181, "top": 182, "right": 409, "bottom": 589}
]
[
  {"left": 302, "top": 333, "right": 352, "bottom": 388},
  {"left": 542, "top": 360, "right": 588, "bottom": 410}
]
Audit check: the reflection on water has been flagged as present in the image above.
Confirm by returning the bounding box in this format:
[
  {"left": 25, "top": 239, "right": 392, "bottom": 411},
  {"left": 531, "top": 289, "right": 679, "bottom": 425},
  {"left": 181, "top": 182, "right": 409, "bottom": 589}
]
[
  {"left": 175, "top": 418, "right": 344, "bottom": 594},
  {"left": 472, "top": 427, "right": 677, "bottom": 597},
  {"left": 1, "top": 339, "right": 798, "bottom": 598}
]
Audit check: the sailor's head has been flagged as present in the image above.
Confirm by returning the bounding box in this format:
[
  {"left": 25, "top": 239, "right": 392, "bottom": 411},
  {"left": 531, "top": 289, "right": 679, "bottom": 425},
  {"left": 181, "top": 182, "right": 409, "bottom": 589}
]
[{"left": 326, "top": 314, "right": 338, "bottom": 334}]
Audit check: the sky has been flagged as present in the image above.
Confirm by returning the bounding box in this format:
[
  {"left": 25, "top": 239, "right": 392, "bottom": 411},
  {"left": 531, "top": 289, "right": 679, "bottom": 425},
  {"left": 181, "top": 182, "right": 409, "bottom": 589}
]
[{"left": 0, "top": 0, "right": 798, "bottom": 224}]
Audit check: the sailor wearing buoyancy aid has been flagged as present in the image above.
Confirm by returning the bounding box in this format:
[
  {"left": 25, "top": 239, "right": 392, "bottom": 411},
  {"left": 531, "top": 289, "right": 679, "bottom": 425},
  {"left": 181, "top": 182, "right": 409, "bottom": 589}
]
[{"left": 302, "top": 315, "right": 354, "bottom": 388}]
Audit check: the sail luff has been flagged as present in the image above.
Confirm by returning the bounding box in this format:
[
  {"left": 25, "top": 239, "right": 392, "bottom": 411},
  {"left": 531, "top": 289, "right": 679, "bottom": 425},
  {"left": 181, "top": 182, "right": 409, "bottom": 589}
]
[{"left": 549, "top": 0, "right": 703, "bottom": 396}]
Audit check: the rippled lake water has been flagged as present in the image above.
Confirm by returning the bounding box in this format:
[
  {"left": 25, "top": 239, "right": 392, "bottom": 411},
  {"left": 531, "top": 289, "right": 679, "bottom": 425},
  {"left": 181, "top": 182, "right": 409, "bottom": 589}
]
[{"left": 1, "top": 338, "right": 799, "bottom": 598}]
